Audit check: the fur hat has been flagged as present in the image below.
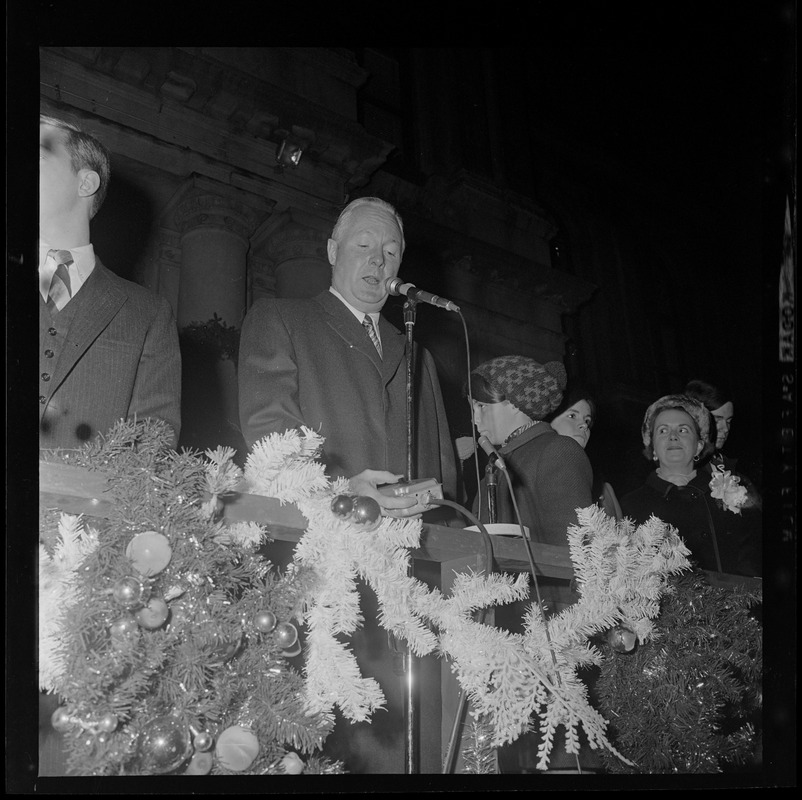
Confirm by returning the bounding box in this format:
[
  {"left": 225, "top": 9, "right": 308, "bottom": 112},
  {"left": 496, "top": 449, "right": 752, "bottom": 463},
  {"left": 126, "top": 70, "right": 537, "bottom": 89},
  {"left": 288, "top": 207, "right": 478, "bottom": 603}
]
[
  {"left": 641, "top": 394, "right": 711, "bottom": 457},
  {"left": 472, "top": 355, "right": 567, "bottom": 420}
]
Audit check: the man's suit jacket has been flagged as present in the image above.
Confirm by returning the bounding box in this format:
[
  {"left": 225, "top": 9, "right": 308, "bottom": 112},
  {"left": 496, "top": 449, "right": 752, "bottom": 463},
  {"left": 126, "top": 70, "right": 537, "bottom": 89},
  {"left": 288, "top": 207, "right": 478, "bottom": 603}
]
[
  {"left": 238, "top": 290, "right": 457, "bottom": 498},
  {"left": 39, "top": 258, "right": 181, "bottom": 450}
]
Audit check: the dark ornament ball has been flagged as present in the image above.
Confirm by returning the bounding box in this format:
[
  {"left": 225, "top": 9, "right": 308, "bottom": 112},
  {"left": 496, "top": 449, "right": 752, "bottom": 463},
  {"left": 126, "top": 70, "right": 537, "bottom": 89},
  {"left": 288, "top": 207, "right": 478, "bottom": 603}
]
[
  {"left": 352, "top": 496, "right": 382, "bottom": 531},
  {"left": 112, "top": 576, "right": 146, "bottom": 609},
  {"left": 331, "top": 494, "right": 355, "bottom": 518},
  {"left": 274, "top": 621, "right": 298, "bottom": 649},
  {"left": 138, "top": 715, "right": 192, "bottom": 774},
  {"left": 607, "top": 624, "right": 638, "bottom": 654}
]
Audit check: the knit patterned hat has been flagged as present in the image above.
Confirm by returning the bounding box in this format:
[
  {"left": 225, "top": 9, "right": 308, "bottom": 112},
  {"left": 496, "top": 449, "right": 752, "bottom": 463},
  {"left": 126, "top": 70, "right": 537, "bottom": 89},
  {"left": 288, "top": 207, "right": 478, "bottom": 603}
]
[
  {"left": 641, "top": 394, "right": 711, "bottom": 454},
  {"left": 472, "top": 355, "right": 567, "bottom": 420}
]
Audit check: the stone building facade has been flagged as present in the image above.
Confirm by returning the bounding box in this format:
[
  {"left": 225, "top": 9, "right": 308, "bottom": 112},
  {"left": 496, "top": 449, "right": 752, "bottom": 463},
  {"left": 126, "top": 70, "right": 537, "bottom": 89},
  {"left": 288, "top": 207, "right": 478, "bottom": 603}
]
[{"left": 39, "top": 46, "right": 598, "bottom": 463}]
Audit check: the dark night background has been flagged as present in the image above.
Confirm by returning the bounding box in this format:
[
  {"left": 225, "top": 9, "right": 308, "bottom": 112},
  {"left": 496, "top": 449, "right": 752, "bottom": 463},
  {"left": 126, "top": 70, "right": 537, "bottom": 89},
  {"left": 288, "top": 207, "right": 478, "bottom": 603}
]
[{"left": 7, "top": 0, "right": 796, "bottom": 790}]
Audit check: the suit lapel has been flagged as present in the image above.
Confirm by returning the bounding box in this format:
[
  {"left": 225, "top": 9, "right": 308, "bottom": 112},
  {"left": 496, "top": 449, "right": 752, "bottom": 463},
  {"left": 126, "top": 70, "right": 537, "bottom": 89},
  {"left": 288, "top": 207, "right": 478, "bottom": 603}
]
[
  {"left": 377, "top": 316, "right": 405, "bottom": 379},
  {"left": 316, "top": 291, "right": 403, "bottom": 376},
  {"left": 50, "top": 261, "right": 128, "bottom": 391}
]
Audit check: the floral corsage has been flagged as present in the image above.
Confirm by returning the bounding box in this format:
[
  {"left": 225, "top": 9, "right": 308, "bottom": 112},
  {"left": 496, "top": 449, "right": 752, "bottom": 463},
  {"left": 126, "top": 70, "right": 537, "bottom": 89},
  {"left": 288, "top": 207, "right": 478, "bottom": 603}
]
[{"left": 709, "top": 464, "right": 748, "bottom": 514}]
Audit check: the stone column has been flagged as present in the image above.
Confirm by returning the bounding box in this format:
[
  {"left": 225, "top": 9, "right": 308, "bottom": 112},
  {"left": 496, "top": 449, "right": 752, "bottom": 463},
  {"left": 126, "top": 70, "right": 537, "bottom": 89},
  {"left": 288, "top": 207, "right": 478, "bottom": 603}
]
[
  {"left": 262, "top": 211, "right": 332, "bottom": 299},
  {"left": 169, "top": 180, "right": 269, "bottom": 459},
  {"left": 174, "top": 189, "right": 260, "bottom": 329}
]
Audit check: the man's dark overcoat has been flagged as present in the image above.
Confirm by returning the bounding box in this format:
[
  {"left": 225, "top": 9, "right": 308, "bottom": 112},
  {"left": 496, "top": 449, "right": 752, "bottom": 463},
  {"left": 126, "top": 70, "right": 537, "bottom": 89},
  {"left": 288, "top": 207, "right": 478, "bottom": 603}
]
[{"left": 238, "top": 290, "right": 457, "bottom": 497}]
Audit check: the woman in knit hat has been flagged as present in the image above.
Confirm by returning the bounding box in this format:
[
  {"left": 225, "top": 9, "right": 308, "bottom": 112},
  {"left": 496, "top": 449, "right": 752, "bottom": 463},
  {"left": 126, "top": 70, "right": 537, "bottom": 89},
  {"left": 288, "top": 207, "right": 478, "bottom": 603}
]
[
  {"left": 465, "top": 355, "right": 599, "bottom": 774},
  {"left": 620, "top": 394, "right": 761, "bottom": 577},
  {"left": 465, "top": 354, "right": 593, "bottom": 550}
]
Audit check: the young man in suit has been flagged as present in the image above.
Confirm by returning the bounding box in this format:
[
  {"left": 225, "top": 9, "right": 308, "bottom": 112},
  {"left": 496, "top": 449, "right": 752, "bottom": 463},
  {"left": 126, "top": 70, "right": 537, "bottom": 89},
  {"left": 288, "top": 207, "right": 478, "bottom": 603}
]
[
  {"left": 238, "top": 196, "right": 457, "bottom": 516},
  {"left": 38, "top": 113, "right": 182, "bottom": 775},
  {"left": 38, "top": 114, "right": 181, "bottom": 451}
]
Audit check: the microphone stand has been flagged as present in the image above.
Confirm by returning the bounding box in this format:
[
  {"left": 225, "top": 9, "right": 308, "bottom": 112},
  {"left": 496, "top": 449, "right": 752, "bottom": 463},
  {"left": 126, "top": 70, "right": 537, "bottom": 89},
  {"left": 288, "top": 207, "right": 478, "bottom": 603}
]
[
  {"left": 397, "top": 296, "right": 419, "bottom": 773},
  {"left": 485, "top": 458, "right": 498, "bottom": 525}
]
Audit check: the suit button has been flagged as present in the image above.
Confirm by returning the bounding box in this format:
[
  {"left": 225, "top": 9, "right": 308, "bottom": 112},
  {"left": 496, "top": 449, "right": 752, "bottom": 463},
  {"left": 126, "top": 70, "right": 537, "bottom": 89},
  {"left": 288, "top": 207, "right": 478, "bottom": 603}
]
[
  {"left": 40, "top": 395, "right": 47, "bottom": 404},
  {"left": 45, "top": 349, "right": 54, "bottom": 358},
  {"left": 41, "top": 373, "right": 51, "bottom": 381},
  {"left": 48, "top": 327, "right": 57, "bottom": 336}
]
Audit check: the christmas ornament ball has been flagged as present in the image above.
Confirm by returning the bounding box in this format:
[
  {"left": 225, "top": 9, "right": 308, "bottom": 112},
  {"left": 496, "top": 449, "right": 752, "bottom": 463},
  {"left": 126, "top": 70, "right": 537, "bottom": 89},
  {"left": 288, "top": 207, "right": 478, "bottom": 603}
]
[
  {"left": 274, "top": 621, "right": 298, "bottom": 649},
  {"left": 126, "top": 531, "right": 172, "bottom": 576},
  {"left": 215, "top": 725, "right": 259, "bottom": 772},
  {"left": 138, "top": 715, "right": 192, "bottom": 774},
  {"left": 135, "top": 597, "right": 170, "bottom": 630},
  {"left": 50, "top": 706, "right": 72, "bottom": 733},
  {"left": 351, "top": 495, "right": 382, "bottom": 531},
  {"left": 112, "top": 576, "right": 146, "bottom": 609},
  {"left": 193, "top": 730, "right": 214, "bottom": 752},
  {"left": 254, "top": 610, "right": 277, "bottom": 634},
  {"left": 331, "top": 494, "right": 354, "bottom": 517},
  {"left": 607, "top": 624, "right": 638, "bottom": 653},
  {"left": 281, "top": 751, "right": 305, "bottom": 774},
  {"left": 185, "top": 751, "right": 214, "bottom": 775},
  {"left": 282, "top": 640, "right": 302, "bottom": 658},
  {"left": 110, "top": 615, "right": 140, "bottom": 644},
  {"left": 99, "top": 712, "right": 119, "bottom": 733}
]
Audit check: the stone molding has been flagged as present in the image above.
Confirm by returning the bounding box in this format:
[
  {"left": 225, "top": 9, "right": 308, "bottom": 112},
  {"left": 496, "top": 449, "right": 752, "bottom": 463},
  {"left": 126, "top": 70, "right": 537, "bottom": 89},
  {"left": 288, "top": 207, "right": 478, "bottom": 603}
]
[{"left": 45, "top": 47, "right": 393, "bottom": 191}]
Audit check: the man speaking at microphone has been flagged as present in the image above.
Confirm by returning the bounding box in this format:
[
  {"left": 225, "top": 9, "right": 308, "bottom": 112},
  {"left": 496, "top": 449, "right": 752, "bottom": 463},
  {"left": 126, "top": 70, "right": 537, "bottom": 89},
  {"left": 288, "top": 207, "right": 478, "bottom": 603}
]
[
  {"left": 238, "top": 196, "right": 458, "bottom": 772},
  {"left": 239, "top": 196, "right": 458, "bottom": 517}
]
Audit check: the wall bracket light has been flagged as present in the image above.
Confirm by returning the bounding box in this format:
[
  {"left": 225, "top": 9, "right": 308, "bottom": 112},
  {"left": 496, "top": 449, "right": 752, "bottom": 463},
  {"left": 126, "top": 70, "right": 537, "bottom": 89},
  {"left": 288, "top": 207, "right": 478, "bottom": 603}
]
[{"left": 275, "top": 139, "right": 303, "bottom": 168}]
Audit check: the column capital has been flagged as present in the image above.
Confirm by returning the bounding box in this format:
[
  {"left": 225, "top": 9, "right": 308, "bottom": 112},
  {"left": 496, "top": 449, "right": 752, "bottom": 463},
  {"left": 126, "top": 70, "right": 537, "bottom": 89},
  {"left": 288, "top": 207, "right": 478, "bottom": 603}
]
[
  {"left": 166, "top": 175, "right": 275, "bottom": 244},
  {"left": 262, "top": 216, "right": 330, "bottom": 265}
]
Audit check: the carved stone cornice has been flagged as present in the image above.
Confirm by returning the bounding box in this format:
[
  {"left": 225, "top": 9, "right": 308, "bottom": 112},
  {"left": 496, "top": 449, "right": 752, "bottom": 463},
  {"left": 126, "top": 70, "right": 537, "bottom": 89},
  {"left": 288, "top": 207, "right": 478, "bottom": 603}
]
[{"left": 42, "top": 47, "right": 393, "bottom": 192}]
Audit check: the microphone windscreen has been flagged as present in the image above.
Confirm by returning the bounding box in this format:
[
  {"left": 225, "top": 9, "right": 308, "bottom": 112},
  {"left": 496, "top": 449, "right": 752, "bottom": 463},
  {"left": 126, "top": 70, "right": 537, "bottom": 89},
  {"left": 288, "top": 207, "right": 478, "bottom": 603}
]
[{"left": 477, "top": 435, "right": 496, "bottom": 458}]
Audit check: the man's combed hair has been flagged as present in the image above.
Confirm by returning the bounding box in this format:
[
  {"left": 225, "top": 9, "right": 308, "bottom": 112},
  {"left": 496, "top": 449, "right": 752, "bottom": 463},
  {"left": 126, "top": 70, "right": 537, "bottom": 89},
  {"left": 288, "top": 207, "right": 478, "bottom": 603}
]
[
  {"left": 40, "top": 114, "right": 111, "bottom": 218},
  {"left": 331, "top": 197, "right": 405, "bottom": 250},
  {"left": 684, "top": 379, "right": 729, "bottom": 413}
]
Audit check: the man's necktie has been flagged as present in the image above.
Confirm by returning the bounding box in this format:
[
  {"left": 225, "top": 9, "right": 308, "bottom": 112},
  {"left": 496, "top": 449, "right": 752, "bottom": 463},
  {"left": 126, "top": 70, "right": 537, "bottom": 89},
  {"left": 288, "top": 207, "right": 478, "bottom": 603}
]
[
  {"left": 46, "top": 249, "right": 74, "bottom": 311},
  {"left": 362, "top": 314, "right": 382, "bottom": 359}
]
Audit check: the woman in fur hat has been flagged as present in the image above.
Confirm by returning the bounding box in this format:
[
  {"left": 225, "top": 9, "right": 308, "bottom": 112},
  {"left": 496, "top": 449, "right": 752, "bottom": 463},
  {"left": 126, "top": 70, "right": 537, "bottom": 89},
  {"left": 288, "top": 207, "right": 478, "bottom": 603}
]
[{"left": 620, "top": 394, "right": 761, "bottom": 577}]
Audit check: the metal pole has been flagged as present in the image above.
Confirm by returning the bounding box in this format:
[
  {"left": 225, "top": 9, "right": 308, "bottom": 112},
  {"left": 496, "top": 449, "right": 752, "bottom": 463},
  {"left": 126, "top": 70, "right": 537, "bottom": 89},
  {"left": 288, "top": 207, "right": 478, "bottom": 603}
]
[{"left": 401, "top": 298, "right": 418, "bottom": 773}]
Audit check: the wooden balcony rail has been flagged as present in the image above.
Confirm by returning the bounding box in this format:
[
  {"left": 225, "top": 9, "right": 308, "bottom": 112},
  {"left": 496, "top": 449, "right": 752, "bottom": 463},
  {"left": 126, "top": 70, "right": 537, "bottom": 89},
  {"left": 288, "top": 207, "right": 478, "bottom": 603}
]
[{"left": 39, "top": 461, "right": 761, "bottom": 590}]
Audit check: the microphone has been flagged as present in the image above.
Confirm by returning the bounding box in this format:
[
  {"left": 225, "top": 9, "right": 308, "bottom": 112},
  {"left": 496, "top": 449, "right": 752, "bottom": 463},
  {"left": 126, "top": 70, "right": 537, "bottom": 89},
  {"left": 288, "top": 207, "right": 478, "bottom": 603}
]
[
  {"left": 385, "top": 277, "right": 460, "bottom": 312},
  {"left": 477, "top": 435, "right": 507, "bottom": 471}
]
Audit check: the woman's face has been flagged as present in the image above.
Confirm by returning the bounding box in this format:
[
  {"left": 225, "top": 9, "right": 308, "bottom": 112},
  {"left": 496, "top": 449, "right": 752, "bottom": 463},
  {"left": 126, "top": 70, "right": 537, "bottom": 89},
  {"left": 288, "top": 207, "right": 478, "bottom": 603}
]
[
  {"left": 550, "top": 399, "right": 593, "bottom": 449},
  {"left": 472, "top": 399, "right": 520, "bottom": 446},
  {"left": 711, "top": 401, "right": 734, "bottom": 450},
  {"left": 652, "top": 408, "right": 703, "bottom": 471}
]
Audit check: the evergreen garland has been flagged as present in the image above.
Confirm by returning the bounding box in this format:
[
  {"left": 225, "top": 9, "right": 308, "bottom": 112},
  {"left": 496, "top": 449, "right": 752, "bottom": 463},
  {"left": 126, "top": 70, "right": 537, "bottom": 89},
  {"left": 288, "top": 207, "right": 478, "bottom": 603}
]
[
  {"left": 39, "top": 418, "right": 763, "bottom": 776},
  {"left": 39, "top": 418, "right": 343, "bottom": 776},
  {"left": 594, "top": 570, "right": 762, "bottom": 774}
]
